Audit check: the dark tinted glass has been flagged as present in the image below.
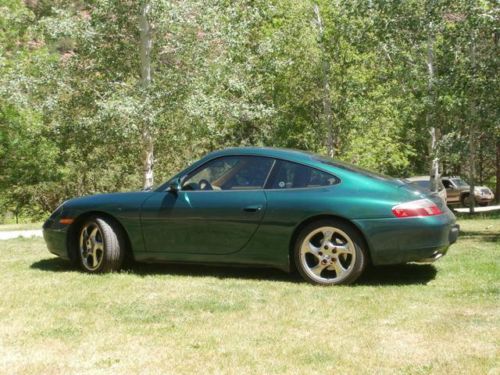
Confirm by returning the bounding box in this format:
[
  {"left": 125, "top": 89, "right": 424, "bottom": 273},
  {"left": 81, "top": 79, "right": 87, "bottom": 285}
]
[
  {"left": 442, "top": 179, "right": 452, "bottom": 188},
  {"left": 183, "top": 156, "right": 274, "bottom": 191},
  {"left": 270, "top": 161, "right": 338, "bottom": 189},
  {"left": 316, "top": 157, "right": 395, "bottom": 181}
]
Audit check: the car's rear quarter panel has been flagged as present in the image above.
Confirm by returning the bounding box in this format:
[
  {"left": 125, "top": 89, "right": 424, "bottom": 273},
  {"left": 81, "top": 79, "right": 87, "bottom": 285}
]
[
  {"left": 244, "top": 166, "right": 457, "bottom": 269},
  {"left": 242, "top": 179, "right": 406, "bottom": 269}
]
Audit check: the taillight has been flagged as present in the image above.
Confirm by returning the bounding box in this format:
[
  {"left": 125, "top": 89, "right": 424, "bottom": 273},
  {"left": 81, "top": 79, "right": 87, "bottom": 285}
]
[{"left": 392, "top": 199, "right": 443, "bottom": 218}]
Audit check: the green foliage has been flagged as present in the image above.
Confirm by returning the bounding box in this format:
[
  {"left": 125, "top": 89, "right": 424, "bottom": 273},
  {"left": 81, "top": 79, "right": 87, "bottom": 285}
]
[{"left": 0, "top": 0, "right": 498, "bottom": 217}]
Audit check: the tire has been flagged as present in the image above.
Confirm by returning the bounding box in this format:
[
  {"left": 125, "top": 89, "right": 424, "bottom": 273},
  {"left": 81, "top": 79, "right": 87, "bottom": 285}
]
[
  {"left": 78, "top": 216, "right": 125, "bottom": 273},
  {"left": 461, "top": 194, "right": 471, "bottom": 207},
  {"left": 293, "top": 219, "right": 368, "bottom": 285}
]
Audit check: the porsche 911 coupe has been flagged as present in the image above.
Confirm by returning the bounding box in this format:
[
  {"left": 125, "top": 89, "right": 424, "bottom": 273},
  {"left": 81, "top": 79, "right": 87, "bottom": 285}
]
[{"left": 43, "top": 147, "right": 459, "bottom": 285}]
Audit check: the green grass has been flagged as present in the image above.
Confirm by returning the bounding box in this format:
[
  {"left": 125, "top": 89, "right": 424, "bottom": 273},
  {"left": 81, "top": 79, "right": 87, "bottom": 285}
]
[
  {"left": 0, "top": 219, "right": 498, "bottom": 374},
  {"left": 455, "top": 210, "right": 500, "bottom": 220},
  {"left": 0, "top": 222, "right": 43, "bottom": 231}
]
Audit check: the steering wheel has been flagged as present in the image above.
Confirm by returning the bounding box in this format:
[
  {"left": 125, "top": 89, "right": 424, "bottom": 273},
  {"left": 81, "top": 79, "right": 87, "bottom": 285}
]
[{"left": 198, "top": 179, "right": 213, "bottom": 191}]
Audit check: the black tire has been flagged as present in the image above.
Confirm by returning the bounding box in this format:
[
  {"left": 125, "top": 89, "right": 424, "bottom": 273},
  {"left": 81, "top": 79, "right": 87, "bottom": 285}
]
[
  {"left": 293, "top": 219, "right": 368, "bottom": 285},
  {"left": 78, "top": 216, "right": 125, "bottom": 273},
  {"left": 461, "top": 193, "right": 471, "bottom": 207}
]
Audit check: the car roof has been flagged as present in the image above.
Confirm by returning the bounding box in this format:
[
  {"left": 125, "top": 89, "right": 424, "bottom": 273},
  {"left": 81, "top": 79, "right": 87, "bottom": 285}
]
[
  {"left": 202, "top": 147, "right": 398, "bottom": 182},
  {"left": 158, "top": 146, "right": 401, "bottom": 191},
  {"left": 205, "top": 147, "right": 320, "bottom": 165}
]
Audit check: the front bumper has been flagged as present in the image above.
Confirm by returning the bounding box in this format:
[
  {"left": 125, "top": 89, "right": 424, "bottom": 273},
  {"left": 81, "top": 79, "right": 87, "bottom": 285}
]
[
  {"left": 43, "top": 218, "right": 69, "bottom": 260},
  {"left": 475, "top": 196, "right": 494, "bottom": 204}
]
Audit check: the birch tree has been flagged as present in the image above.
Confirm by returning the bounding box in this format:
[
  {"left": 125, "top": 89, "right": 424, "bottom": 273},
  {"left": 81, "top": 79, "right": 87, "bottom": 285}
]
[
  {"left": 313, "top": 3, "right": 335, "bottom": 157},
  {"left": 139, "top": 2, "right": 154, "bottom": 190},
  {"left": 426, "top": 2, "right": 440, "bottom": 192}
]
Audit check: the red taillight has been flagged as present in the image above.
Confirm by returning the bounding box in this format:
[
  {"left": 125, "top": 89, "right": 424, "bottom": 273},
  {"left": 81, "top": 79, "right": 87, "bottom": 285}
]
[{"left": 392, "top": 199, "right": 443, "bottom": 218}]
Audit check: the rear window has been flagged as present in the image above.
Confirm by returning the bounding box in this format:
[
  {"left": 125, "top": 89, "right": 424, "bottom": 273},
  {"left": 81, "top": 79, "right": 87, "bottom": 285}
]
[{"left": 316, "top": 157, "right": 396, "bottom": 182}]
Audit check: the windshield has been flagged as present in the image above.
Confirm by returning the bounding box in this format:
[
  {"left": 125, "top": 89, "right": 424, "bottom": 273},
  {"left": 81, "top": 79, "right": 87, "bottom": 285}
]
[{"left": 451, "top": 178, "right": 469, "bottom": 188}]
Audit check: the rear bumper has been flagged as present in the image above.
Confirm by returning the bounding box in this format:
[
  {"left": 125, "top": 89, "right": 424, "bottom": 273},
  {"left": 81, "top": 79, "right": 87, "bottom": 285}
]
[
  {"left": 415, "top": 224, "right": 459, "bottom": 263},
  {"left": 449, "top": 223, "right": 459, "bottom": 244},
  {"left": 353, "top": 213, "right": 459, "bottom": 266}
]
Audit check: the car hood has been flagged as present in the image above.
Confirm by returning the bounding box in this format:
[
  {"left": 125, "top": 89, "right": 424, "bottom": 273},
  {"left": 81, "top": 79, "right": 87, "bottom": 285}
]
[{"left": 65, "top": 191, "right": 154, "bottom": 211}]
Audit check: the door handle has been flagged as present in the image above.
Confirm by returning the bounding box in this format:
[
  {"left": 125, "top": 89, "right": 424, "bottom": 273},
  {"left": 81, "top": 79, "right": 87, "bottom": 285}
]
[{"left": 243, "top": 205, "right": 263, "bottom": 212}]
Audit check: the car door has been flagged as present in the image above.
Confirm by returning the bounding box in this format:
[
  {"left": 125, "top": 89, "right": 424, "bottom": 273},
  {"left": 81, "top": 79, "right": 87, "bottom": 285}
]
[
  {"left": 442, "top": 179, "right": 458, "bottom": 203},
  {"left": 140, "top": 155, "right": 274, "bottom": 255}
]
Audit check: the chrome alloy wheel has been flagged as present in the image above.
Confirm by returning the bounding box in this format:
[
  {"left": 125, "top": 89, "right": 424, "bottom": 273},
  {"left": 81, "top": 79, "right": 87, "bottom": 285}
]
[
  {"left": 299, "top": 226, "right": 356, "bottom": 283},
  {"left": 79, "top": 222, "right": 105, "bottom": 271}
]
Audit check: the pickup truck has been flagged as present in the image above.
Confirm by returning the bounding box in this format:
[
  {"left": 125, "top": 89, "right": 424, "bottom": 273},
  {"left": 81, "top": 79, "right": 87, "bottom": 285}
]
[{"left": 441, "top": 176, "right": 495, "bottom": 207}]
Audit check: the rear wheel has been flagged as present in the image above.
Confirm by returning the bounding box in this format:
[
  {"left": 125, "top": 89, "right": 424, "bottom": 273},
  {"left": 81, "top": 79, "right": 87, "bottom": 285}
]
[
  {"left": 78, "top": 217, "right": 124, "bottom": 273},
  {"left": 294, "top": 220, "right": 368, "bottom": 285}
]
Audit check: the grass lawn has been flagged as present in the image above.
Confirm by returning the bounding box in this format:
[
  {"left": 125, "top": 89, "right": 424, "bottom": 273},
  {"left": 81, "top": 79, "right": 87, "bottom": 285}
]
[
  {"left": 0, "top": 222, "right": 43, "bottom": 231},
  {"left": 0, "top": 219, "right": 498, "bottom": 374}
]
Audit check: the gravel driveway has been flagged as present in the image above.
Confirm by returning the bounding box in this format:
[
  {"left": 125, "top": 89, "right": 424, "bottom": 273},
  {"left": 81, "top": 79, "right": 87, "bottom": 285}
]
[
  {"left": 0, "top": 230, "right": 43, "bottom": 240},
  {"left": 454, "top": 204, "right": 500, "bottom": 213}
]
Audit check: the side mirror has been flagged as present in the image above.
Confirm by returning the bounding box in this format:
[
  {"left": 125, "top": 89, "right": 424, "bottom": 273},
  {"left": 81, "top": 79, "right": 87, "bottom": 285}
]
[{"left": 168, "top": 176, "right": 185, "bottom": 194}]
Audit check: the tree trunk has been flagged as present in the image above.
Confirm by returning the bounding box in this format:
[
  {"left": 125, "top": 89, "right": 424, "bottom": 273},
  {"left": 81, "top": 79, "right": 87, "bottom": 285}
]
[
  {"left": 429, "top": 128, "right": 439, "bottom": 192},
  {"left": 142, "top": 128, "right": 154, "bottom": 190},
  {"left": 139, "top": 2, "right": 154, "bottom": 190},
  {"left": 468, "top": 123, "right": 476, "bottom": 214},
  {"left": 426, "top": 16, "right": 439, "bottom": 192},
  {"left": 468, "top": 31, "right": 476, "bottom": 214},
  {"left": 496, "top": 139, "right": 500, "bottom": 204},
  {"left": 478, "top": 138, "right": 483, "bottom": 185},
  {"left": 313, "top": 4, "right": 335, "bottom": 157}
]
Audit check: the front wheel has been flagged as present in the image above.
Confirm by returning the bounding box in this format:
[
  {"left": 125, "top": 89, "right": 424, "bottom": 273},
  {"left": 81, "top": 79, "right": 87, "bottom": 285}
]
[
  {"left": 461, "top": 194, "right": 472, "bottom": 207},
  {"left": 78, "top": 217, "right": 124, "bottom": 273},
  {"left": 294, "top": 220, "right": 368, "bottom": 285}
]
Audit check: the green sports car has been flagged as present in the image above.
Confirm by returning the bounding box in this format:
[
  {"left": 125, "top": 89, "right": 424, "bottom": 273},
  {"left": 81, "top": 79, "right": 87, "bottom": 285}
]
[{"left": 43, "top": 147, "right": 459, "bottom": 285}]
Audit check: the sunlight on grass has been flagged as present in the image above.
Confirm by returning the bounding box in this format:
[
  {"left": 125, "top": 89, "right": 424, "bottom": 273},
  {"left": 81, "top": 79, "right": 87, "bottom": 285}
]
[
  {"left": 0, "top": 219, "right": 498, "bottom": 374},
  {"left": 0, "top": 223, "right": 43, "bottom": 231}
]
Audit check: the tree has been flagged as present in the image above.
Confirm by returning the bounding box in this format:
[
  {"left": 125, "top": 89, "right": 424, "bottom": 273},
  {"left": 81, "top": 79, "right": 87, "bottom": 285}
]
[
  {"left": 139, "top": 1, "right": 154, "bottom": 189},
  {"left": 0, "top": 0, "right": 498, "bottom": 218}
]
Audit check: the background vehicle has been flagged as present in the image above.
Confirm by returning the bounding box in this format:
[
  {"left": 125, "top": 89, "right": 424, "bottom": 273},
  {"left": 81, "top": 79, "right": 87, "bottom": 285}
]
[
  {"left": 43, "top": 148, "right": 459, "bottom": 285},
  {"left": 405, "top": 176, "right": 447, "bottom": 203},
  {"left": 441, "top": 176, "right": 494, "bottom": 207}
]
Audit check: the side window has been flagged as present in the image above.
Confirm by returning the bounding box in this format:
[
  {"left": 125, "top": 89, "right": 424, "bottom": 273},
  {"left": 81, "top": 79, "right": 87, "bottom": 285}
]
[
  {"left": 270, "top": 161, "right": 338, "bottom": 189},
  {"left": 442, "top": 180, "right": 452, "bottom": 189},
  {"left": 182, "top": 156, "right": 274, "bottom": 191}
]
